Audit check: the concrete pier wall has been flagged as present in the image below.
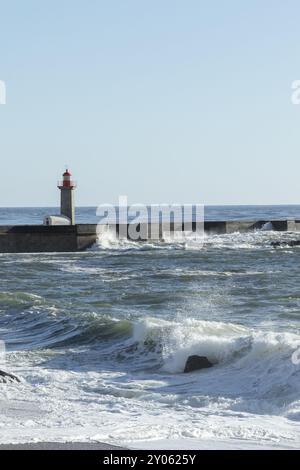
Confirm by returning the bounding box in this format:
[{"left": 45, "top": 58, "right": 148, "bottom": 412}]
[
  {"left": 0, "top": 225, "right": 96, "bottom": 253},
  {"left": 0, "top": 225, "right": 78, "bottom": 253},
  {"left": 1, "top": 220, "right": 300, "bottom": 253}
]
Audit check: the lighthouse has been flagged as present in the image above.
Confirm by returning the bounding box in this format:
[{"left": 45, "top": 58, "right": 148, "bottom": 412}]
[{"left": 57, "top": 169, "right": 76, "bottom": 225}]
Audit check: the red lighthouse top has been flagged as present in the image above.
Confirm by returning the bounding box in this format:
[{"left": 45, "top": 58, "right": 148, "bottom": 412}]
[{"left": 58, "top": 168, "right": 76, "bottom": 189}]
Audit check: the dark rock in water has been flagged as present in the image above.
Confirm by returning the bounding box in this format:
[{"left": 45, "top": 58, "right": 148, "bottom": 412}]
[
  {"left": 271, "top": 240, "right": 300, "bottom": 248},
  {"left": 184, "top": 355, "right": 213, "bottom": 373},
  {"left": 0, "top": 369, "right": 20, "bottom": 384}
]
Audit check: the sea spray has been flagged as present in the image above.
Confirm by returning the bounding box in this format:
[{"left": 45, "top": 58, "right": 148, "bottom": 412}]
[{"left": 1, "top": 207, "right": 300, "bottom": 448}]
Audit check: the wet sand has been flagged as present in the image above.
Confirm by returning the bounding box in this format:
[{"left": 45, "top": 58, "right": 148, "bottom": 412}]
[{"left": 0, "top": 442, "right": 125, "bottom": 450}]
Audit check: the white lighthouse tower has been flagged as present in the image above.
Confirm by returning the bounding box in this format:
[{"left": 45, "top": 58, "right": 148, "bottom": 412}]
[{"left": 57, "top": 169, "right": 76, "bottom": 225}]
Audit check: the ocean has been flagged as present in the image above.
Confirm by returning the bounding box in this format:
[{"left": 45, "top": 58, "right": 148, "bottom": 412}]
[{"left": 0, "top": 206, "right": 300, "bottom": 449}]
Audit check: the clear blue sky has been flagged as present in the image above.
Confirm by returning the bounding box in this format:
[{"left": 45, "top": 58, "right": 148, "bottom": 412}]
[{"left": 0, "top": 0, "right": 300, "bottom": 206}]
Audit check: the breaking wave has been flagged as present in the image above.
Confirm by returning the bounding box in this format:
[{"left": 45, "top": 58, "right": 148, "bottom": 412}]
[
  {"left": 94, "top": 227, "right": 300, "bottom": 252},
  {"left": 2, "top": 214, "right": 300, "bottom": 447}
]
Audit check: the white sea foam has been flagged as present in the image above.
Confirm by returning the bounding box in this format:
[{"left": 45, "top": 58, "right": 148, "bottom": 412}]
[
  {"left": 1, "top": 321, "right": 300, "bottom": 449},
  {"left": 132, "top": 318, "right": 300, "bottom": 388},
  {"left": 260, "top": 222, "right": 274, "bottom": 231}
]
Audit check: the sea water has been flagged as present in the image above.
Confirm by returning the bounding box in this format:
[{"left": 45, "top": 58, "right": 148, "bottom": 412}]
[{"left": 0, "top": 206, "right": 300, "bottom": 449}]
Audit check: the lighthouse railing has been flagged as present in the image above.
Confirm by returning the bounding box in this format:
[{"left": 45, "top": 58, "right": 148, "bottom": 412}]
[{"left": 57, "top": 180, "right": 77, "bottom": 188}]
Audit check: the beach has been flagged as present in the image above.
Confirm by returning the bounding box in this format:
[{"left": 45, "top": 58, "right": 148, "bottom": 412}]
[{"left": 0, "top": 442, "right": 124, "bottom": 450}]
